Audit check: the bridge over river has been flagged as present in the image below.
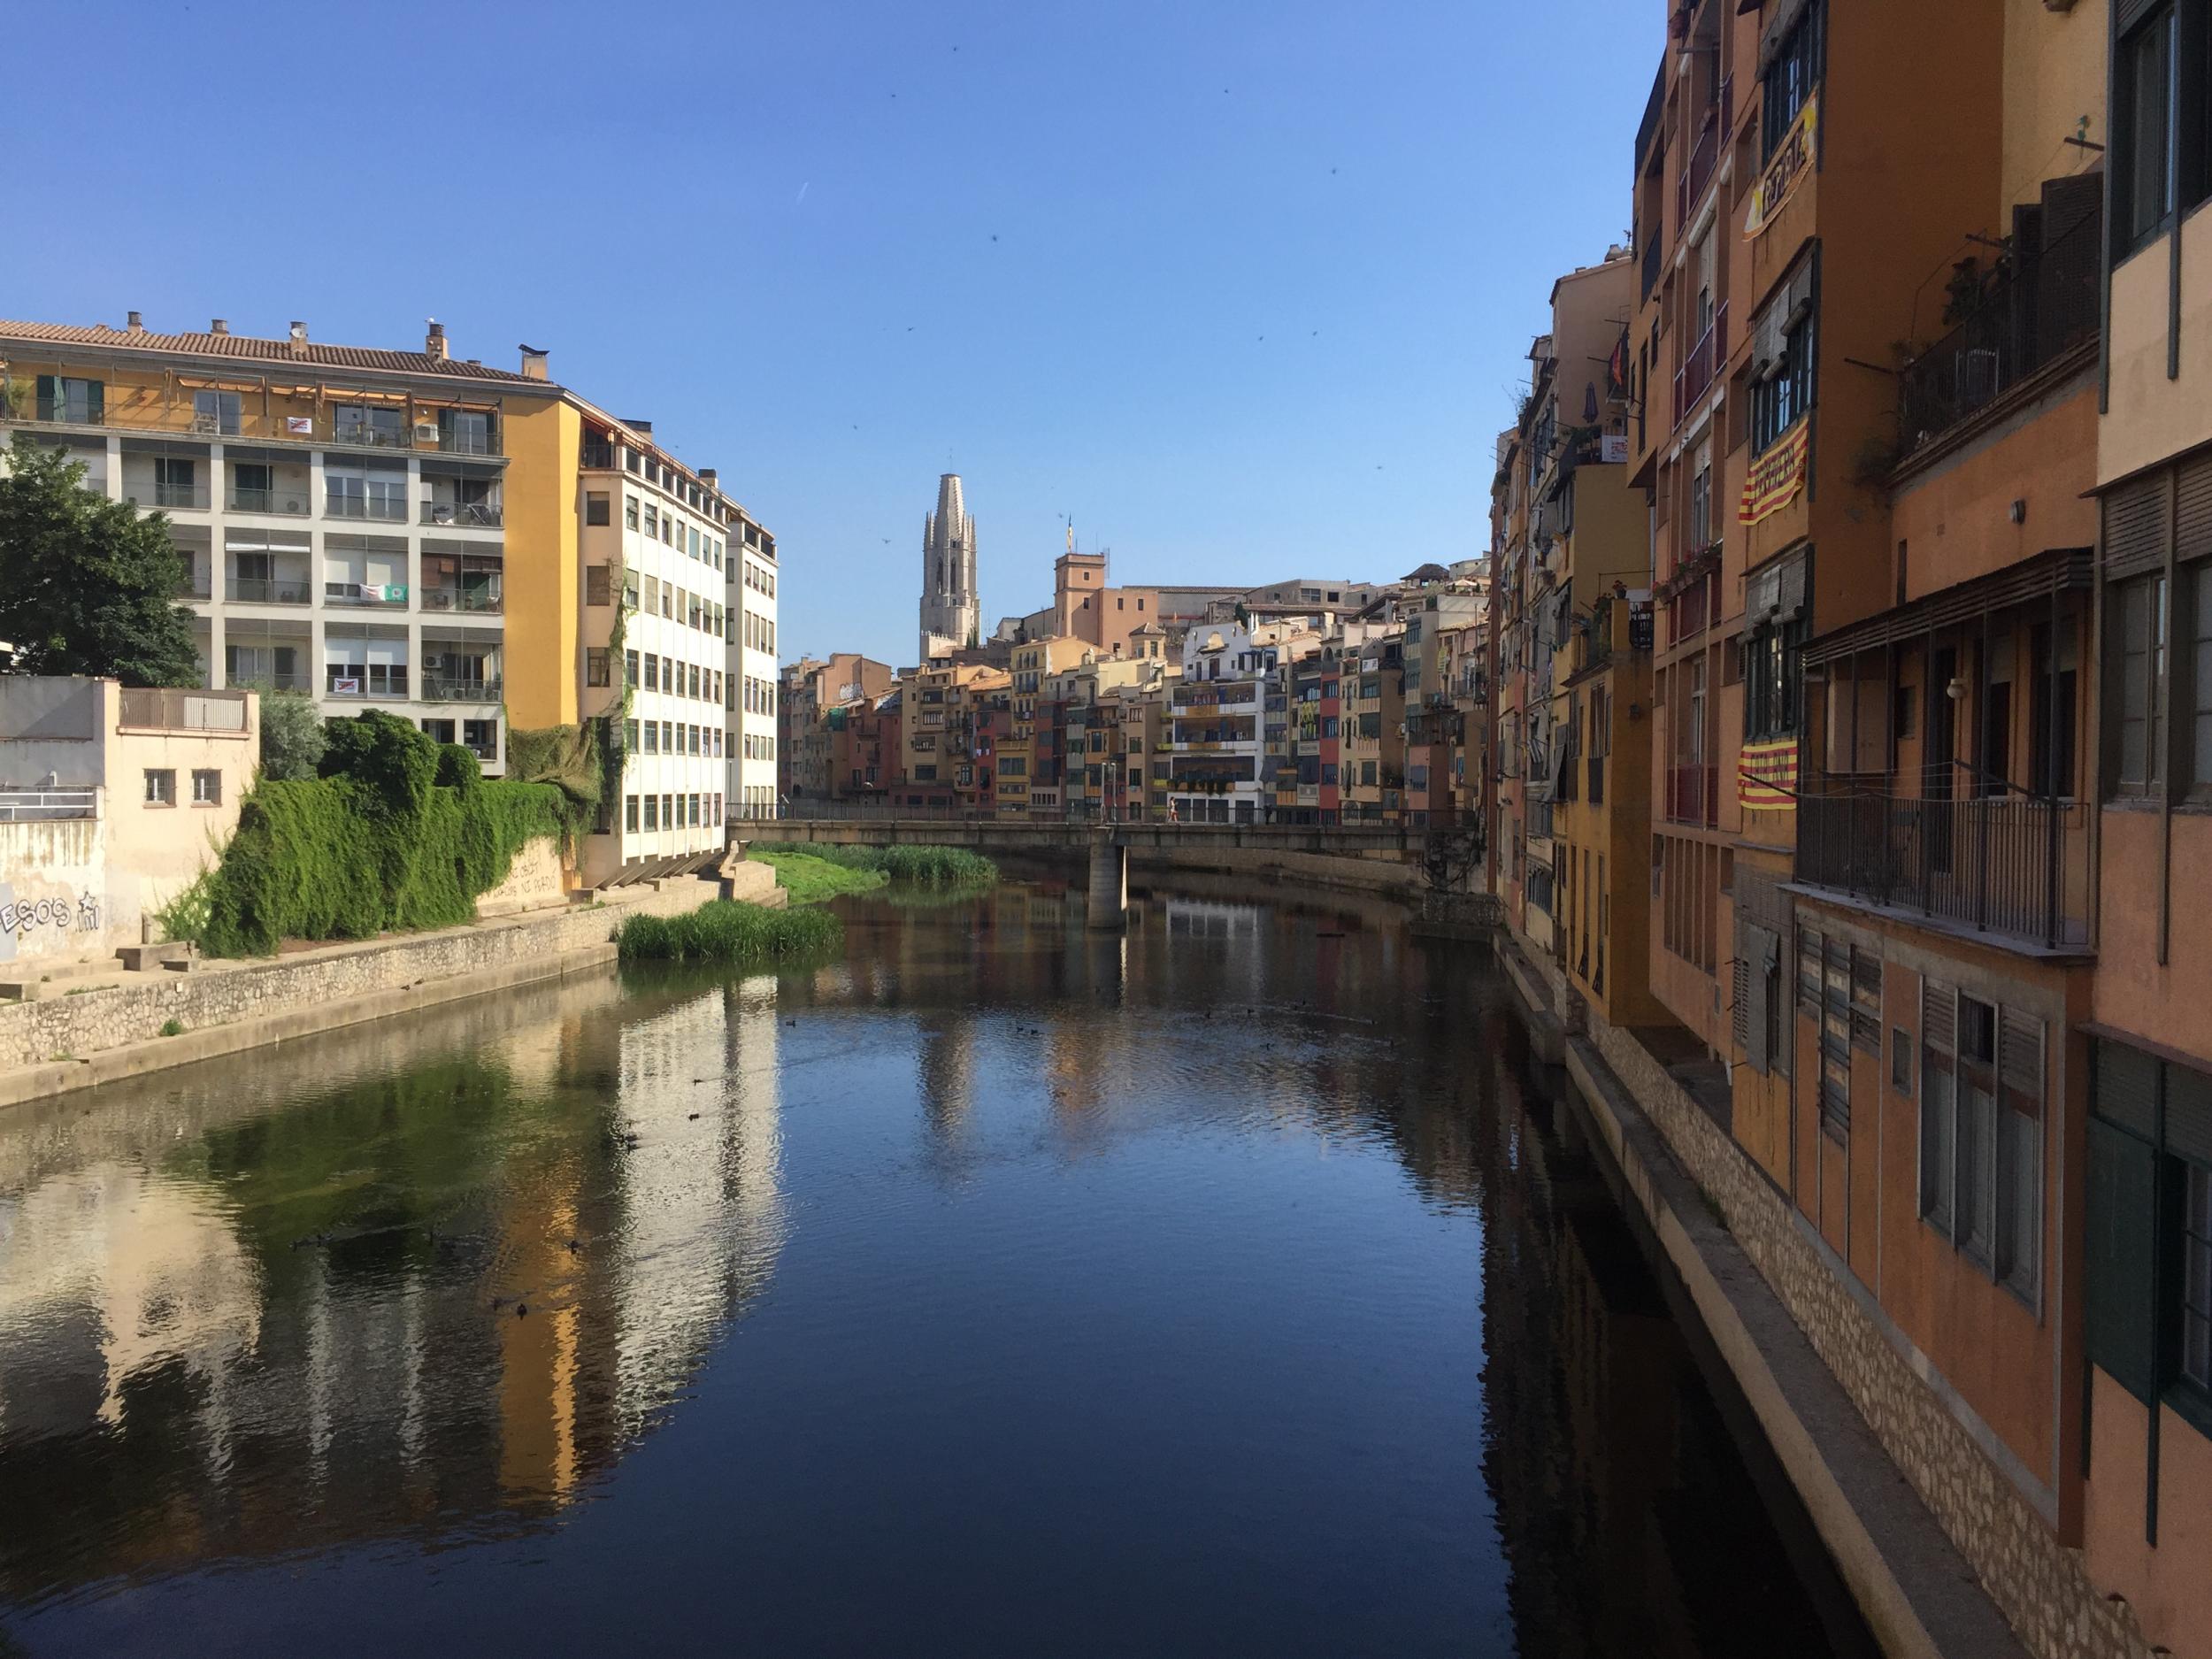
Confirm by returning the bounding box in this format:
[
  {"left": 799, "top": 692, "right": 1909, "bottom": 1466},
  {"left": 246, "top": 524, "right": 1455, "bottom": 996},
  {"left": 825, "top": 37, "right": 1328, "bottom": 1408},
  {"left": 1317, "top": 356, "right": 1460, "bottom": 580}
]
[{"left": 733, "top": 815, "right": 1497, "bottom": 933}]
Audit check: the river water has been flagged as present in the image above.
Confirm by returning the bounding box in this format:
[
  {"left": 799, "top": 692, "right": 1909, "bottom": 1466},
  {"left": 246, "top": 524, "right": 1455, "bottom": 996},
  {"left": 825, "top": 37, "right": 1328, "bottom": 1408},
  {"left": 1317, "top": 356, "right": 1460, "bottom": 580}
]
[{"left": 0, "top": 875, "right": 1873, "bottom": 1657}]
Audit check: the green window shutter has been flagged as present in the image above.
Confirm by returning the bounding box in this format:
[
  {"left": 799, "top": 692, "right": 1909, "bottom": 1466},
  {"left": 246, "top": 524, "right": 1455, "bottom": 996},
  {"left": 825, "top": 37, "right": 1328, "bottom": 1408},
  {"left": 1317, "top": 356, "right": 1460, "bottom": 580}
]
[
  {"left": 35, "top": 373, "right": 56, "bottom": 419},
  {"left": 2085, "top": 1115, "right": 2161, "bottom": 1403},
  {"left": 86, "top": 380, "right": 103, "bottom": 423}
]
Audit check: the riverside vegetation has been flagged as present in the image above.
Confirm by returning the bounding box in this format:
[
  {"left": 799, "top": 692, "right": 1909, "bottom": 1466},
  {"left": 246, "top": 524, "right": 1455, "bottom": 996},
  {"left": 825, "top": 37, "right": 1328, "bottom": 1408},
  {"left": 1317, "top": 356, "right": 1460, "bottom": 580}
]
[{"left": 618, "top": 845, "right": 997, "bottom": 964}]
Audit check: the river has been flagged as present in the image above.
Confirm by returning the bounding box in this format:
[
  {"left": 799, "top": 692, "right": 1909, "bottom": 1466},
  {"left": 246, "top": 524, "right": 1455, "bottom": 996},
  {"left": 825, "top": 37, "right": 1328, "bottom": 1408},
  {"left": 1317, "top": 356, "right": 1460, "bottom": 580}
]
[{"left": 0, "top": 874, "right": 1875, "bottom": 1656}]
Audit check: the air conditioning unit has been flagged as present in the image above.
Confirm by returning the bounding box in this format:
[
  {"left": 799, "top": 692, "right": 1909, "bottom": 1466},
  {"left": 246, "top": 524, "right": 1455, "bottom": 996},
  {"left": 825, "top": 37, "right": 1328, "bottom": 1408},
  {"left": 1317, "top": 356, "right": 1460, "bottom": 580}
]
[{"left": 414, "top": 422, "right": 440, "bottom": 442}]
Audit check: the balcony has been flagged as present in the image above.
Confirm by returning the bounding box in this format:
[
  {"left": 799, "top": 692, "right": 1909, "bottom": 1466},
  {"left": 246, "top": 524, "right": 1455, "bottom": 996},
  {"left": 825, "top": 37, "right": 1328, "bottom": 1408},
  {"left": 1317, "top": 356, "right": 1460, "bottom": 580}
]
[
  {"left": 1897, "top": 200, "right": 2101, "bottom": 460},
  {"left": 228, "top": 485, "right": 311, "bottom": 515},
  {"left": 174, "top": 566, "right": 211, "bottom": 600},
  {"left": 325, "top": 580, "right": 408, "bottom": 608},
  {"left": 1676, "top": 112, "right": 1718, "bottom": 230},
  {"left": 1640, "top": 235, "right": 1663, "bottom": 303},
  {"left": 229, "top": 575, "right": 312, "bottom": 605},
  {"left": 1796, "top": 790, "right": 2088, "bottom": 951},
  {"left": 422, "top": 675, "right": 503, "bottom": 703},
  {"left": 1671, "top": 301, "right": 1728, "bottom": 430},
  {"left": 325, "top": 669, "right": 410, "bottom": 699},
  {"left": 0, "top": 788, "right": 98, "bottom": 821},
  {"left": 132, "top": 480, "right": 210, "bottom": 511},
  {"left": 327, "top": 492, "right": 407, "bottom": 523},
  {"left": 329, "top": 424, "right": 413, "bottom": 452},
  {"left": 421, "top": 501, "right": 503, "bottom": 528},
  {"left": 119, "top": 687, "right": 250, "bottom": 733}
]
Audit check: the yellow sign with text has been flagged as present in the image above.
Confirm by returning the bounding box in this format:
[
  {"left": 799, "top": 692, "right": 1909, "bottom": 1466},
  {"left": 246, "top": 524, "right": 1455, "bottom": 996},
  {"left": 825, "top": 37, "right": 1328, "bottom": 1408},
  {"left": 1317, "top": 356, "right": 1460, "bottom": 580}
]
[{"left": 1743, "top": 93, "right": 1818, "bottom": 240}]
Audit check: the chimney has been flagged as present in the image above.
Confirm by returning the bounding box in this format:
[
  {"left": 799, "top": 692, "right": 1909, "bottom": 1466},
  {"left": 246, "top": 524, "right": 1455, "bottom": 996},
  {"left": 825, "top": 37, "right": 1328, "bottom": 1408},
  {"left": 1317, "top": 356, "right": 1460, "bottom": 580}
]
[
  {"left": 517, "top": 343, "right": 549, "bottom": 380},
  {"left": 210, "top": 319, "right": 229, "bottom": 335},
  {"left": 288, "top": 320, "right": 308, "bottom": 358},
  {"left": 426, "top": 319, "right": 449, "bottom": 360},
  {"left": 126, "top": 311, "right": 144, "bottom": 334},
  {"left": 698, "top": 468, "right": 718, "bottom": 487},
  {"left": 626, "top": 419, "right": 653, "bottom": 434}
]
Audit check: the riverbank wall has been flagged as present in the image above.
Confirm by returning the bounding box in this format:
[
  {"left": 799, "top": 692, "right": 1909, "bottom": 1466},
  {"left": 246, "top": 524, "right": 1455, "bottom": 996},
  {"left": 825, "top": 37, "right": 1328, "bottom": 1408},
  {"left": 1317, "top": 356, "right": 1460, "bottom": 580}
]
[
  {"left": 0, "top": 872, "right": 749, "bottom": 1110},
  {"left": 1496, "top": 937, "right": 2151, "bottom": 1659}
]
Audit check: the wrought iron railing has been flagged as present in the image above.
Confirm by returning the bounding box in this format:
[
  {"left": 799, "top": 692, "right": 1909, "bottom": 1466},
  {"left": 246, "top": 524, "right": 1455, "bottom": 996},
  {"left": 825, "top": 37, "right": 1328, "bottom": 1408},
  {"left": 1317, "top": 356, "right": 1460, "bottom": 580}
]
[
  {"left": 1796, "top": 789, "right": 2088, "bottom": 949},
  {"left": 1898, "top": 203, "right": 2101, "bottom": 457}
]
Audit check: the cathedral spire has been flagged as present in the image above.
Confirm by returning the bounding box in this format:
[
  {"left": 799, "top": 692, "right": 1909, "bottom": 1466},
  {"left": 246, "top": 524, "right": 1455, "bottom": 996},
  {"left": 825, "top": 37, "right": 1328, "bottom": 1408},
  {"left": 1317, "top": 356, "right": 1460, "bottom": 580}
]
[{"left": 918, "top": 472, "right": 979, "bottom": 659}]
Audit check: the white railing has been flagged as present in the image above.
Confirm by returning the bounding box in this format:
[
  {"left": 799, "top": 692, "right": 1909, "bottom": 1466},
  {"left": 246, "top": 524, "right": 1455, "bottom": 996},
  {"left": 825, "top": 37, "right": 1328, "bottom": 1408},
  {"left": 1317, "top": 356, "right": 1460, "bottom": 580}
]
[{"left": 0, "top": 788, "right": 99, "bottom": 821}]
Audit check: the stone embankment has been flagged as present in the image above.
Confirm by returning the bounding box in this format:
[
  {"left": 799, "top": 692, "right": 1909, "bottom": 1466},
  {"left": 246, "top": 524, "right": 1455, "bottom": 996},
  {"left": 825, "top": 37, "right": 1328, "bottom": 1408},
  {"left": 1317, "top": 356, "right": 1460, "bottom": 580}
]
[
  {"left": 0, "top": 856, "right": 774, "bottom": 1109},
  {"left": 1498, "top": 938, "right": 2154, "bottom": 1659}
]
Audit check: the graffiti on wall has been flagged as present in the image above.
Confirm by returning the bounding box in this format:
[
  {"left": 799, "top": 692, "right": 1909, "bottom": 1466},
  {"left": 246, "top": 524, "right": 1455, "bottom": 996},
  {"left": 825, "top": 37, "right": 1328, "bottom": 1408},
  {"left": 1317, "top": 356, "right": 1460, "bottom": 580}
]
[{"left": 0, "top": 891, "right": 101, "bottom": 937}]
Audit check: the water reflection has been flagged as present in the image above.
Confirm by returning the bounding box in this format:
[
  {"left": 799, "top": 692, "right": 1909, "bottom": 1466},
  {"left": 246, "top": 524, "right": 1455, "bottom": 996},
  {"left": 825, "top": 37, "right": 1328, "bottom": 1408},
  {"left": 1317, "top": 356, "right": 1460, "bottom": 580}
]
[
  {"left": 0, "top": 879, "right": 1867, "bottom": 1657},
  {"left": 0, "top": 971, "right": 787, "bottom": 1607}
]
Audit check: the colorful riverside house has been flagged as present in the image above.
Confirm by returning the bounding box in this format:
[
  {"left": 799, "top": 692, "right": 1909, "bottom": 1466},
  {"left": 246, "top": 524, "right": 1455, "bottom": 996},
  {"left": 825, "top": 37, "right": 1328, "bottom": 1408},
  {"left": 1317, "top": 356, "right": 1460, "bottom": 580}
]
[{"left": 2080, "top": 0, "right": 2212, "bottom": 1645}]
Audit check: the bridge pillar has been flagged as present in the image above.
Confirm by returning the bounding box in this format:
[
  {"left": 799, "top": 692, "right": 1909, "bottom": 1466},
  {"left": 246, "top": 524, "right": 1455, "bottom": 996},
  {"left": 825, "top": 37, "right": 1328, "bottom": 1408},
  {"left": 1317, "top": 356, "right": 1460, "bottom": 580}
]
[{"left": 1086, "top": 838, "right": 1127, "bottom": 931}]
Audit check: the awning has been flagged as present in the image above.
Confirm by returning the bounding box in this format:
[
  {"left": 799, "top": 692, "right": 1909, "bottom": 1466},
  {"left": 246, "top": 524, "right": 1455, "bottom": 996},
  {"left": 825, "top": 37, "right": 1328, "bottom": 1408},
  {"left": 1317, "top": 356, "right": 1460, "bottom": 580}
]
[{"left": 1801, "top": 547, "right": 2092, "bottom": 667}]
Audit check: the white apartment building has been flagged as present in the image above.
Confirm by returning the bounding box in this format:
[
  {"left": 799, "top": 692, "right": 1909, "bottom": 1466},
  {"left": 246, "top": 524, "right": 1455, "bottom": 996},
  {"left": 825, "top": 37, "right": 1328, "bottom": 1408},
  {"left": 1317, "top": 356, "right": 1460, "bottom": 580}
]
[
  {"left": 576, "top": 427, "right": 771, "bottom": 883},
  {"left": 729, "top": 522, "right": 780, "bottom": 818},
  {"left": 0, "top": 319, "right": 532, "bottom": 772}
]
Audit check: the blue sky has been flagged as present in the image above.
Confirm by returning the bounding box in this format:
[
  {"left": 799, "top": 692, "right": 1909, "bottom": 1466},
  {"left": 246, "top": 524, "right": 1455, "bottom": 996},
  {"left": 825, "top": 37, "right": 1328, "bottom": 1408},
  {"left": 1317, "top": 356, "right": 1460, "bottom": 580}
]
[{"left": 12, "top": 0, "right": 1655, "bottom": 667}]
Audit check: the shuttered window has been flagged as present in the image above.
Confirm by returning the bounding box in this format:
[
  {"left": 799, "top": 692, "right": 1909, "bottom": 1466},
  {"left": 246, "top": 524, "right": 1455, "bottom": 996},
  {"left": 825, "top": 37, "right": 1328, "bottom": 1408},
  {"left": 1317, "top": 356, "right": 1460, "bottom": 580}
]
[
  {"left": 1798, "top": 926, "right": 1822, "bottom": 1011},
  {"left": 1852, "top": 946, "right": 1882, "bottom": 1053},
  {"left": 2110, "top": 572, "right": 2168, "bottom": 795},
  {"left": 1820, "top": 939, "right": 1851, "bottom": 1139},
  {"left": 1919, "top": 979, "right": 2047, "bottom": 1302}
]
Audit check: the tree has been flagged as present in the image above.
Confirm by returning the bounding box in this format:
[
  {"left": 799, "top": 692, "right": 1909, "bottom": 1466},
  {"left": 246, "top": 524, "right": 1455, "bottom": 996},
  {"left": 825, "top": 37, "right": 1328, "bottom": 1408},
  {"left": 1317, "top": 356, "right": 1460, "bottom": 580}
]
[
  {"left": 0, "top": 431, "right": 202, "bottom": 686},
  {"left": 255, "top": 687, "right": 327, "bottom": 780}
]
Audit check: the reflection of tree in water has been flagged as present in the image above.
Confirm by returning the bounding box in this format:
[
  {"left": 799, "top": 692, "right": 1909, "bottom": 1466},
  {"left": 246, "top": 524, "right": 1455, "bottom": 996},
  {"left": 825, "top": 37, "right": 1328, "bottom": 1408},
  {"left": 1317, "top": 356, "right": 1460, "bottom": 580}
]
[{"left": 0, "top": 971, "right": 787, "bottom": 1604}]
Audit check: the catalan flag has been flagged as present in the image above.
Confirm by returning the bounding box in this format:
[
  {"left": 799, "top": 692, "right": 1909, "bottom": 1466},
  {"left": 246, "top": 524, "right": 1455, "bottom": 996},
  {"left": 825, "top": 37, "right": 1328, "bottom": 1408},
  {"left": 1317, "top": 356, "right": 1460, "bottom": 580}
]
[
  {"left": 1739, "top": 739, "right": 1799, "bottom": 810},
  {"left": 1739, "top": 419, "right": 1811, "bottom": 526}
]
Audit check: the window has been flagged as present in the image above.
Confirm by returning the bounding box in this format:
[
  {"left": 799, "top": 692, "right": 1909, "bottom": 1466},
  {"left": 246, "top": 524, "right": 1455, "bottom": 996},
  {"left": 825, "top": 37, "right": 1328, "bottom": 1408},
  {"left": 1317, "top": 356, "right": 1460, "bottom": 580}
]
[
  {"left": 1760, "top": 0, "right": 1823, "bottom": 160},
  {"left": 2085, "top": 1040, "right": 2212, "bottom": 1415},
  {"left": 1922, "top": 979, "right": 2044, "bottom": 1301},
  {"left": 642, "top": 503, "right": 659, "bottom": 538},
  {"left": 587, "top": 649, "right": 611, "bottom": 687},
  {"left": 463, "top": 720, "right": 497, "bottom": 762},
  {"left": 626, "top": 794, "right": 640, "bottom": 833},
  {"left": 1819, "top": 939, "right": 1850, "bottom": 1137},
  {"left": 2121, "top": 4, "right": 2181, "bottom": 248},
  {"left": 643, "top": 794, "right": 659, "bottom": 831},
  {"left": 193, "top": 389, "right": 241, "bottom": 436},
  {"left": 35, "top": 375, "right": 103, "bottom": 425},
  {"left": 2110, "top": 572, "right": 2168, "bottom": 795},
  {"left": 190, "top": 768, "right": 221, "bottom": 805},
  {"left": 1893, "top": 1026, "right": 1914, "bottom": 1094},
  {"left": 587, "top": 491, "right": 611, "bottom": 526},
  {"left": 586, "top": 563, "right": 612, "bottom": 606},
  {"left": 625, "top": 495, "right": 640, "bottom": 529},
  {"left": 1743, "top": 618, "right": 1807, "bottom": 740},
  {"left": 1752, "top": 303, "right": 1816, "bottom": 453},
  {"left": 152, "top": 455, "right": 197, "bottom": 508},
  {"left": 625, "top": 718, "right": 640, "bottom": 751},
  {"left": 642, "top": 721, "right": 659, "bottom": 754},
  {"left": 144, "top": 769, "right": 175, "bottom": 805},
  {"left": 625, "top": 649, "right": 640, "bottom": 687}
]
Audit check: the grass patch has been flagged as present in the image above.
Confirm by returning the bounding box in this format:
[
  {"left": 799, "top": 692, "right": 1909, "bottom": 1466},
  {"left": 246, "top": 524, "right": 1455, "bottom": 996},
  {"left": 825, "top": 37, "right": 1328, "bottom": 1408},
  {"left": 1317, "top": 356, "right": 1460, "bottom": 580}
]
[
  {"left": 789, "top": 843, "right": 999, "bottom": 886},
  {"left": 159, "top": 1018, "right": 185, "bottom": 1037},
  {"left": 617, "top": 900, "right": 843, "bottom": 964},
  {"left": 751, "top": 849, "right": 889, "bottom": 905}
]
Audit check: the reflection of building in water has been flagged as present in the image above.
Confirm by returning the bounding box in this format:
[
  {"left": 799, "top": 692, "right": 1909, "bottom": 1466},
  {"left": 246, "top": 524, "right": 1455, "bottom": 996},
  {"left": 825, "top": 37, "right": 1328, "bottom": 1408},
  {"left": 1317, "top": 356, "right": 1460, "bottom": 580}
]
[
  {"left": 0, "top": 968, "right": 786, "bottom": 1597},
  {"left": 1475, "top": 1054, "right": 1853, "bottom": 1658}
]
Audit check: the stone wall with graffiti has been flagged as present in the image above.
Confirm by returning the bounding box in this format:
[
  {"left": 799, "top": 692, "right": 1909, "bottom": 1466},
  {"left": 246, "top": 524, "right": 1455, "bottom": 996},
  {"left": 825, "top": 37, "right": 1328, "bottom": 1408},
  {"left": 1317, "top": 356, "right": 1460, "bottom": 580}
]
[{"left": 0, "top": 818, "right": 127, "bottom": 969}]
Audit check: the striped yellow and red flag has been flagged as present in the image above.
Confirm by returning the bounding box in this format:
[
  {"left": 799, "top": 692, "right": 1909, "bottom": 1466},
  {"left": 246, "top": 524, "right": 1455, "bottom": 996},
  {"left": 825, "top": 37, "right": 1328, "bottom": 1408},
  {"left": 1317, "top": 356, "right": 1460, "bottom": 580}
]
[
  {"left": 1739, "top": 419, "right": 1811, "bottom": 526},
  {"left": 1739, "top": 738, "right": 1799, "bottom": 810}
]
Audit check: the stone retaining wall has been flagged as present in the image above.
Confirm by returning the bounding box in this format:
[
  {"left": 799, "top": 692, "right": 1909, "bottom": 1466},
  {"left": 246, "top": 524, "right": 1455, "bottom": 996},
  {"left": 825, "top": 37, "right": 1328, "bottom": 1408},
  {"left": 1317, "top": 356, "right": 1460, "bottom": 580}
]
[
  {"left": 1501, "top": 922, "right": 2154, "bottom": 1659},
  {"left": 0, "top": 880, "right": 718, "bottom": 1103}
]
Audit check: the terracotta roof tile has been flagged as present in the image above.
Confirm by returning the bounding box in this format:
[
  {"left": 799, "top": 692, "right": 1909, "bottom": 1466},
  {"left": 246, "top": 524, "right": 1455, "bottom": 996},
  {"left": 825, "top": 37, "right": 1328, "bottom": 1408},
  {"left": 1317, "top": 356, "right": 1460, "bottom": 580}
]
[{"left": 0, "top": 320, "right": 553, "bottom": 386}]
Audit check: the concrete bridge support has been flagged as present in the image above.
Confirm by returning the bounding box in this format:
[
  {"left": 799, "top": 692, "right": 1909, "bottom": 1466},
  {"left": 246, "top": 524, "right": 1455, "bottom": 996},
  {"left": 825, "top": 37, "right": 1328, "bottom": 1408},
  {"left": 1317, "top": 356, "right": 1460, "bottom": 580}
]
[{"left": 1086, "top": 839, "right": 1128, "bottom": 931}]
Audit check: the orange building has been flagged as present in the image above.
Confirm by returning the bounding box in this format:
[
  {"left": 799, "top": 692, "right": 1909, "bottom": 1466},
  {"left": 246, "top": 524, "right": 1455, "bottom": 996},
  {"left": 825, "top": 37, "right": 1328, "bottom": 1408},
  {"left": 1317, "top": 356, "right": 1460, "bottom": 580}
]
[{"left": 2079, "top": 0, "right": 2212, "bottom": 1647}]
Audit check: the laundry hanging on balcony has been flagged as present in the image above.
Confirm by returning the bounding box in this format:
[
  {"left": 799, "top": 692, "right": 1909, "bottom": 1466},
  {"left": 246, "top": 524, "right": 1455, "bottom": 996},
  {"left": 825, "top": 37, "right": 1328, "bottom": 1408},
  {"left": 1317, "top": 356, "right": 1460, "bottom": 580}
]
[{"left": 1740, "top": 738, "right": 1800, "bottom": 810}]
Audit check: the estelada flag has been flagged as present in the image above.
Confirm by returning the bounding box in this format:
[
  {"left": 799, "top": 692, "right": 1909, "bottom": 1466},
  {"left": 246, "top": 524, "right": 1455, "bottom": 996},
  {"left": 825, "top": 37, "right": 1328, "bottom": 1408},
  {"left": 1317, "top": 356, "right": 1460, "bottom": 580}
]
[
  {"left": 1740, "top": 419, "right": 1811, "bottom": 526},
  {"left": 1740, "top": 738, "right": 1799, "bottom": 810}
]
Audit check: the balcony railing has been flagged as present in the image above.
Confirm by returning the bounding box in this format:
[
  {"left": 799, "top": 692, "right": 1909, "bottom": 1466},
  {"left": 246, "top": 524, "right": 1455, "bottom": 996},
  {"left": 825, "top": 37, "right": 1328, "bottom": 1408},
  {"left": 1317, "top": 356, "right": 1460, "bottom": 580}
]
[
  {"left": 227, "top": 672, "right": 312, "bottom": 693},
  {"left": 327, "top": 494, "right": 408, "bottom": 522},
  {"left": 420, "top": 586, "right": 503, "bottom": 614},
  {"left": 1640, "top": 235, "right": 1663, "bottom": 303},
  {"left": 134, "top": 481, "right": 210, "bottom": 511},
  {"left": 326, "top": 672, "right": 410, "bottom": 699},
  {"left": 330, "top": 426, "right": 413, "bottom": 450},
  {"left": 421, "top": 501, "right": 503, "bottom": 527},
  {"left": 437, "top": 427, "right": 496, "bottom": 456},
  {"left": 227, "top": 485, "right": 311, "bottom": 515},
  {"left": 1796, "top": 789, "right": 2088, "bottom": 949},
  {"left": 119, "top": 687, "right": 249, "bottom": 733},
  {"left": 1665, "top": 761, "right": 1718, "bottom": 826},
  {"left": 1897, "top": 202, "right": 2101, "bottom": 458},
  {"left": 0, "top": 788, "right": 98, "bottom": 821},
  {"left": 1672, "top": 301, "right": 1728, "bottom": 429},
  {"left": 325, "top": 581, "right": 407, "bottom": 607},
  {"left": 421, "top": 675, "right": 503, "bottom": 703},
  {"left": 175, "top": 569, "right": 211, "bottom": 600},
  {"left": 229, "top": 575, "right": 312, "bottom": 604},
  {"left": 1677, "top": 111, "right": 1719, "bottom": 229}
]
